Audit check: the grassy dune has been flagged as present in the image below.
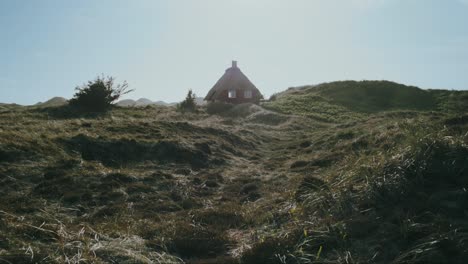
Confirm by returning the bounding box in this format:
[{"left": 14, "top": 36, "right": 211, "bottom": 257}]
[
  {"left": 263, "top": 81, "right": 468, "bottom": 121},
  {"left": 0, "top": 81, "right": 467, "bottom": 263}
]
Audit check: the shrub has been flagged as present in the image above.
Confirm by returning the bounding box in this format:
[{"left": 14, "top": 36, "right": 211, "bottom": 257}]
[
  {"left": 69, "top": 75, "right": 133, "bottom": 112},
  {"left": 206, "top": 101, "right": 234, "bottom": 115},
  {"left": 177, "top": 89, "right": 197, "bottom": 113},
  {"left": 226, "top": 103, "right": 260, "bottom": 117}
]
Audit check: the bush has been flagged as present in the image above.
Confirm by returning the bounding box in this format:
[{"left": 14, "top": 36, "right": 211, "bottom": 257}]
[
  {"left": 177, "top": 90, "right": 197, "bottom": 113},
  {"left": 206, "top": 101, "right": 234, "bottom": 115},
  {"left": 226, "top": 103, "right": 260, "bottom": 117},
  {"left": 69, "top": 75, "right": 133, "bottom": 112}
]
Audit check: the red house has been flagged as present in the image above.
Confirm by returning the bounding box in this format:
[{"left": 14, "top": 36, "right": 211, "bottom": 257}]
[{"left": 204, "top": 61, "right": 263, "bottom": 104}]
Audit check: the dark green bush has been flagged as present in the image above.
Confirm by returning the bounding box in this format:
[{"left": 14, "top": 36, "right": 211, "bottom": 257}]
[
  {"left": 177, "top": 89, "right": 197, "bottom": 113},
  {"left": 206, "top": 101, "right": 234, "bottom": 115},
  {"left": 69, "top": 75, "right": 133, "bottom": 112}
]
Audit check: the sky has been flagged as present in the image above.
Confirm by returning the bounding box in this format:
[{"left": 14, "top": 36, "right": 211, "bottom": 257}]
[{"left": 1, "top": 0, "right": 468, "bottom": 105}]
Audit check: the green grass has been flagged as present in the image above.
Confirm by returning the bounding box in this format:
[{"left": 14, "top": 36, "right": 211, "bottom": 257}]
[
  {"left": 315, "top": 81, "right": 437, "bottom": 112},
  {"left": 429, "top": 89, "right": 468, "bottom": 112},
  {"left": 263, "top": 92, "right": 363, "bottom": 122},
  {"left": 263, "top": 81, "right": 468, "bottom": 123}
]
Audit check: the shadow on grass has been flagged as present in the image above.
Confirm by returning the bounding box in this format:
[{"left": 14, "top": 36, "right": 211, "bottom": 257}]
[{"left": 31, "top": 105, "right": 110, "bottom": 119}]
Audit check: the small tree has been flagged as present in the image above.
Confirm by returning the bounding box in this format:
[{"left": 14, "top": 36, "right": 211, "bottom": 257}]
[
  {"left": 178, "top": 89, "right": 197, "bottom": 113},
  {"left": 69, "top": 75, "right": 133, "bottom": 112},
  {"left": 269, "top": 94, "right": 278, "bottom": 101}
]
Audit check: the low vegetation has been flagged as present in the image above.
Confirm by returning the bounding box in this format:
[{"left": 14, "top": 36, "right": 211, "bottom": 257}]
[
  {"left": 177, "top": 90, "right": 198, "bottom": 113},
  {"left": 262, "top": 80, "right": 467, "bottom": 121},
  {"left": 69, "top": 75, "right": 133, "bottom": 112},
  {"left": 0, "top": 80, "right": 467, "bottom": 263}
]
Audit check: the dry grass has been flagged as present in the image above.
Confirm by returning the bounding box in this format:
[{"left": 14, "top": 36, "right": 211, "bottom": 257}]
[{"left": 1, "top": 85, "right": 467, "bottom": 263}]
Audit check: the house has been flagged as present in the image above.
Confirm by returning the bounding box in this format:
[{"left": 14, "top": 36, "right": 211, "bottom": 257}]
[{"left": 204, "top": 61, "right": 263, "bottom": 104}]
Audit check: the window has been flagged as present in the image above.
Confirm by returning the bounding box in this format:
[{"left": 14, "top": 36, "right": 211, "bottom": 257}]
[
  {"left": 228, "top": 89, "right": 237, "bottom": 98},
  {"left": 244, "top": 90, "right": 253, "bottom": 99}
]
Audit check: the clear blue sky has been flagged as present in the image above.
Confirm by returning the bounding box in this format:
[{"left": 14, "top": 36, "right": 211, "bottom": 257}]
[{"left": 1, "top": 0, "right": 468, "bottom": 105}]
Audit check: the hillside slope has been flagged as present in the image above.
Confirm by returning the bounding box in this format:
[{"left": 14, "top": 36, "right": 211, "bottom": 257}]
[
  {"left": 34, "top": 97, "right": 68, "bottom": 107},
  {"left": 263, "top": 81, "right": 468, "bottom": 122},
  {"left": 0, "top": 82, "right": 467, "bottom": 263}
]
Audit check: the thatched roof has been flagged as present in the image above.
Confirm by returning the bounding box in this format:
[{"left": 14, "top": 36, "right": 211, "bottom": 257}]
[{"left": 205, "top": 61, "right": 263, "bottom": 101}]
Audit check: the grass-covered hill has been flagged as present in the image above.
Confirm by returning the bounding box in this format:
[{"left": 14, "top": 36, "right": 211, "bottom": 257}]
[
  {"left": 35, "top": 97, "right": 68, "bottom": 108},
  {"left": 263, "top": 80, "right": 468, "bottom": 122},
  {"left": 0, "top": 81, "right": 467, "bottom": 263}
]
